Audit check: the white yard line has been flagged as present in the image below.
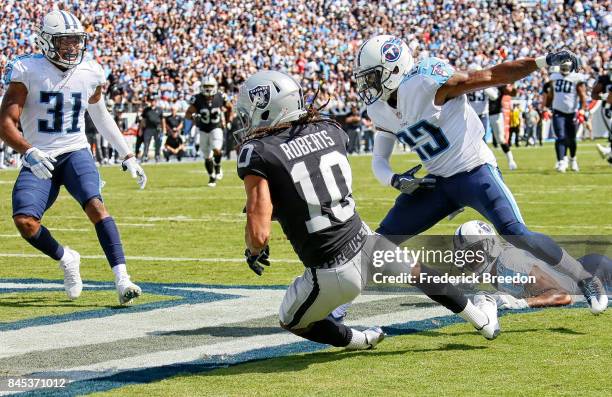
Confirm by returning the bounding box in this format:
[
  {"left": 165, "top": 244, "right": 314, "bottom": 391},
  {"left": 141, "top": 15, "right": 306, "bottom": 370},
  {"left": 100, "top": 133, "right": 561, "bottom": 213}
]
[{"left": 0, "top": 252, "right": 301, "bottom": 263}]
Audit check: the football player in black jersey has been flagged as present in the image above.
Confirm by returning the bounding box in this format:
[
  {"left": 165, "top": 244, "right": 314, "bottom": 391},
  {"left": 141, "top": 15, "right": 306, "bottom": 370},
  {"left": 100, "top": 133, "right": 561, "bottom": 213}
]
[
  {"left": 234, "top": 70, "right": 500, "bottom": 350},
  {"left": 186, "top": 76, "right": 233, "bottom": 186},
  {"left": 593, "top": 63, "right": 612, "bottom": 164}
]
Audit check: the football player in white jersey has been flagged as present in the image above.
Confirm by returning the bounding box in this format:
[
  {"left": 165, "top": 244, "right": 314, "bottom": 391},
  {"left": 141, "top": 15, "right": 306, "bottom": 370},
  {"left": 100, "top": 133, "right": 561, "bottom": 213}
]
[
  {"left": 0, "top": 10, "right": 146, "bottom": 304},
  {"left": 353, "top": 35, "right": 606, "bottom": 314},
  {"left": 548, "top": 61, "right": 588, "bottom": 172},
  {"left": 454, "top": 220, "right": 611, "bottom": 310}
]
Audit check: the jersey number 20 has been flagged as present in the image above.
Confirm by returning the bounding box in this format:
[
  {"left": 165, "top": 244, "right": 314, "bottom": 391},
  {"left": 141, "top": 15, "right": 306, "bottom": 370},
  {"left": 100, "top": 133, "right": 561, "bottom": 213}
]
[
  {"left": 38, "top": 91, "right": 82, "bottom": 134},
  {"left": 291, "top": 151, "right": 355, "bottom": 233}
]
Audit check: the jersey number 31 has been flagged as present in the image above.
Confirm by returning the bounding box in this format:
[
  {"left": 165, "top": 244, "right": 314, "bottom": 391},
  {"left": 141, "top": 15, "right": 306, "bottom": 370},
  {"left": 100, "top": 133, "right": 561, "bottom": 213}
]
[{"left": 38, "top": 91, "right": 82, "bottom": 134}]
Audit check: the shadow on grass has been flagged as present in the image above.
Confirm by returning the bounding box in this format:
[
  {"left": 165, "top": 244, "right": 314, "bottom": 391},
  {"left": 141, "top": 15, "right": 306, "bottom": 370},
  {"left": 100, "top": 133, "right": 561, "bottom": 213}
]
[{"left": 150, "top": 326, "right": 282, "bottom": 337}]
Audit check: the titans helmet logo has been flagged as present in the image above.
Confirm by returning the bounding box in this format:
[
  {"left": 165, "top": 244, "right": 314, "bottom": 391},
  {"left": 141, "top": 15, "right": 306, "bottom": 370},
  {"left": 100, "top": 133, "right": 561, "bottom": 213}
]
[
  {"left": 248, "top": 85, "right": 271, "bottom": 109},
  {"left": 381, "top": 38, "right": 402, "bottom": 63}
]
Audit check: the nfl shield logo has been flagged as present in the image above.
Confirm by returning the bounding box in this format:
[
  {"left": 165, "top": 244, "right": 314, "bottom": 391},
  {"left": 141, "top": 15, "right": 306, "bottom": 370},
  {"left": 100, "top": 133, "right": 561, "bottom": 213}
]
[
  {"left": 381, "top": 38, "right": 402, "bottom": 63},
  {"left": 248, "top": 85, "right": 271, "bottom": 109}
]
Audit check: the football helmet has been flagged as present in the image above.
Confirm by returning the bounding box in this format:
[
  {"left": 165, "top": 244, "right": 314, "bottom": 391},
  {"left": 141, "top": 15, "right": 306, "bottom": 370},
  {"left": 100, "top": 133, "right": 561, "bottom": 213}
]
[
  {"left": 34, "top": 10, "right": 87, "bottom": 69},
  {"left": 201, "top": 76, "right": 218, "bottom": 96},
  {"left": 353, "top": 35, "right": 414, "bottom": 105},
  {"left": 560, "top": 61, "right": 573, "bottom": 76},
  {"left": 234, "top": 70, "right": 307, "bottom": 143},
  {"left": 453, "top": 220, "right": 502, "bottom": 275}
]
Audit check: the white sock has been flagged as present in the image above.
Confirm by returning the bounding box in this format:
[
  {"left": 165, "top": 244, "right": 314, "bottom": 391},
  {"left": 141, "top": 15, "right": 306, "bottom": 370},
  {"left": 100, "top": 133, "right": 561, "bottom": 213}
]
[
  {"left": 505, "top": 150, "right": 514, "bottom": 162},
  {"left": 346, "top": 328, "right": 368, "bottom": 349},
  {"left": 553, "top": 249, "right": 592, "bottom": 282},
  {"left": 112, "top": 264, "right": 129, "bottom": 280},
  {"left": 459, "top": 300, "right": 488, "bottom": 329}
]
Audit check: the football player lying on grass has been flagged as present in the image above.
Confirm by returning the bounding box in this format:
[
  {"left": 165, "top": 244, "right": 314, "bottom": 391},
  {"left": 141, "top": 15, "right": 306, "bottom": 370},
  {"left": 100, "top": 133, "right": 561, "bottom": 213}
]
[{"left": 454, "top": 221, "right": 611, "bottom": 310}]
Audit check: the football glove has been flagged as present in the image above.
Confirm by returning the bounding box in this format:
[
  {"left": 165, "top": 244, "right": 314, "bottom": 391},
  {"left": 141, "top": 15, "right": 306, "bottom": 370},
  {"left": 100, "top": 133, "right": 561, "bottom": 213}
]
[
  {"left": 493, "top": 293, "right": 529, "bottom": 310},
  {"left": 543, "top": 49, "right": 581, "bottom": 71},
  {"left": 391, "top": 164, "right": 436, "bottom": 195},
  {"left": 121, "top": 157, "right": 147, "bottom": 189},
  {"left": 22, "top": 147, "right": 56, "bottom": 180},
  {"left": 245, "top": 246, "right": 270, "bottom": 276}
]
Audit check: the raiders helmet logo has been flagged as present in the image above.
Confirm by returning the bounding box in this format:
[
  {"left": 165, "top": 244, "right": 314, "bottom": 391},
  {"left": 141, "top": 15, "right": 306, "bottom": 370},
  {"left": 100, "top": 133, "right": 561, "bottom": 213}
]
[{"left": 248, "top": 85, "right": 271, "bottom": 109}]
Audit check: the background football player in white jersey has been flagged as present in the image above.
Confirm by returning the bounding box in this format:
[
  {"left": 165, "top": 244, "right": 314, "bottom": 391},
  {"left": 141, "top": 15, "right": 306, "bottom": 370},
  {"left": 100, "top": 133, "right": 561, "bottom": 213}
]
[
  {"left": 546, "top": 61, "right": 588, "bottom": 172},
  {"left": 0, "top": 10, "right": 146, "bottom": 304},
  {"left": 454, "top": 220, "right": 611, "bottom": 310},
  {"left": 353, "top": 35, "right": 606, "bottom": 315},
  {"left": 466, "top": 65, "right": 500, "bottom": 151}
]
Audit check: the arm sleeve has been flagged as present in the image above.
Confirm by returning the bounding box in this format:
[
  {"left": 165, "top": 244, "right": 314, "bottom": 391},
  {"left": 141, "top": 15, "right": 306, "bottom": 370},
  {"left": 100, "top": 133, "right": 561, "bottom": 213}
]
[
  {"left": 237, "top": 141, "right": 267, "bottom": 180},
  {"left": 372, "top": 131, "right": 397, "bottom": 186},
  {"left": 87, "top": 97, "right": 132, "bottom": 158}
]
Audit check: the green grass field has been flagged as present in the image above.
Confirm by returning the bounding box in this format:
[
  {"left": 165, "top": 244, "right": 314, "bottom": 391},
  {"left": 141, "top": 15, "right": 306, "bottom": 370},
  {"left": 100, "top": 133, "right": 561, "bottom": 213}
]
[{"left": 0, "top": 141, "right": 610, "bottom": 396}]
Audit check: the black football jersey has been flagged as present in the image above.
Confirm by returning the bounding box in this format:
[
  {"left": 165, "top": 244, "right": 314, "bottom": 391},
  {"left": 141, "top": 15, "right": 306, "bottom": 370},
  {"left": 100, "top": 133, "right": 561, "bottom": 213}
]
[
  {"left": 237, "top": 120, "right": 363, "bottom": 268},
  {"left": 189, "top": 93, "right": 229, "bottom": 132},
  {"left": 596, "top": 74, "right": 612, "bottom": 95},
  {"left": 488, "top": 87, "right": 504, "bottom": 115}
]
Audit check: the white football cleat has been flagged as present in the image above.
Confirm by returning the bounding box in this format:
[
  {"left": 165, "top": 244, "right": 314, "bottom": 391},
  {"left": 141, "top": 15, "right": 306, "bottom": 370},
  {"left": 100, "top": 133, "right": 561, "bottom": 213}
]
[
  {"left": 115, "top": 276, "right": 142, "bottom": 305},
  {"left": 215, "top": 169, "right": 223, "bottom": 180},
  {"left": 555, "top": 160, "right": 567, "bottom": 173},
  {"left": 596, "top": 143, "right": 611, "bottom": 159},
  {"left": 474, "top": 294, "right": 500, "bottom": 340},
  {"left": 207, "top": 176, "right": 217, "bottom": 187},
  {"left": 508, "top": 160, "right": 518, "bottom": 170},
  {"left": 569, "top": 157, "right": 579, "bottom": 172},
  {"left": 578, "top": 277, "right": 608, "bottom": 315},
  {"left": 59, "top": 247, "right": 83, "bottom": 300},
  {"left": 363, "top": 326, "right": 386, "bottom": 349}
]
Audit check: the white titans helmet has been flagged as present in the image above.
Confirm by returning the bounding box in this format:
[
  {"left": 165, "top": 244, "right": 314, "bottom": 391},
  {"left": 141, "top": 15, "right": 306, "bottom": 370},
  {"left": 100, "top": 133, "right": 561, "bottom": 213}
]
[
  {"left": 234, "top": 70, "right": 307, "bottom": 143},
  {"left": 353, "top": 35, "right": 414, "bottom": 105},
  {"left": 201, "top": 75, "right": 218, "bottom": 96},
  {"left": 34, "top": 10, "right": 87, "bottom": 69},
  {"left": 453, "top": 220, "right": 502, "bottom": 275}
]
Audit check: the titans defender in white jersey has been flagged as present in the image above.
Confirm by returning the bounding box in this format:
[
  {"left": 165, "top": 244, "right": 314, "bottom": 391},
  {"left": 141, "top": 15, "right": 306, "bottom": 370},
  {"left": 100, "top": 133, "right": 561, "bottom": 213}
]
[
  {"left": 0, "top": 10, "right": 146, "bottom": 304},
  {"left": 354, "top": 35, "right": 607, "bottom": 314},
  {"left": 454, "top": 221, "right": 612, "bottom": 310},
  {"left": 547, "top": 62, "right": 588, "bottom": 172}
]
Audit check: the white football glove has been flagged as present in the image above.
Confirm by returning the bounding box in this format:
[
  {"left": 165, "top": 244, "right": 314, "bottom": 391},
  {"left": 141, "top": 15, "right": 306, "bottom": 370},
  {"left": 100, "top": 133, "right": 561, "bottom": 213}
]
[
  {"left": 22, "top": 147, "right": 56, "bottom": 180},
  {"left": 121, "top": 157, "right": 147, "bottom": 189},
  {"left": 493, "top": 293, "right": 529, "bottom": 310}
]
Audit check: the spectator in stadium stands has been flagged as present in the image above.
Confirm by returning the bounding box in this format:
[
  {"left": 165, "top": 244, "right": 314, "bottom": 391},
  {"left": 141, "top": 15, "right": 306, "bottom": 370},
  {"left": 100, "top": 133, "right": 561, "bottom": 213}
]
[{"left": 163, "top": 129, "right": 186, "bottom": 162}]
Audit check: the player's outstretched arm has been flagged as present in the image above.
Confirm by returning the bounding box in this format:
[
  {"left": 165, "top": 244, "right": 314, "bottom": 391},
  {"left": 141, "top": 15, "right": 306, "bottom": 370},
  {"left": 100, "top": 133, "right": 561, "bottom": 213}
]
[
  {"left": 243, "top": 174, "right": 273, "bottom": 275},
  {"left": 87, "top": 86, "right": 147, "bottom": 189},
  {"left": 371, "top": 130, "right": 397, "bottom": 186},
  {"left": 436, "top": 49, "right": 581, "bottom": 105},
  {"left": 0, "top": 82, "right": 31, "bottom": 154}
]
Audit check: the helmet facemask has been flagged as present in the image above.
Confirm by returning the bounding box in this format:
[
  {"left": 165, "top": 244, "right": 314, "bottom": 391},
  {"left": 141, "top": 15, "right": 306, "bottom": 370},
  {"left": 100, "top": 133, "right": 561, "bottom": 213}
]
[
  {"left": 560, "top": 61, "right": 572, "bottom": 76},
  {"left": 354, "top": 66, "right": 386, "bottom": 105},
  {"left": 36, "top": 31, "right": 87, "bottom": 69}
]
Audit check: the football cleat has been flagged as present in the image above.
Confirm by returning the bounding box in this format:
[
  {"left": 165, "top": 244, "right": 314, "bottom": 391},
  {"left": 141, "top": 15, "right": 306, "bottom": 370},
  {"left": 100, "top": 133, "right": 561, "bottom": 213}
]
[
  {"left": 207, "top": 176, "right": 217, "bottom": 187},
  {"left": 363, "top": 327, "right": 386, "bottom": 349},
  {"left": 578, "top": 277, "right": 608, "bottom": 315},
  {"left": 59, "top": 247, "right": 83, "bottom": 300},
  {"left": 596, "top": 143, "right": 611, "bottom": 159},
  {"left": 215, "top": 169, "right": 223, "bottom": 180},
  {"left": 508, "top": 160, "right": 518, "bottom": 170},
  {"left": 115, "top": 277, "right": 142, "bottom": 305},
  {"left": 474, "top": 294, "right": 500, "bottom": 340},
  {"left": 569, "top": 157, "right": 579, "bottom": 172},
  {"left": 555, "top": 160, "right": 567, "bottom": 173}
]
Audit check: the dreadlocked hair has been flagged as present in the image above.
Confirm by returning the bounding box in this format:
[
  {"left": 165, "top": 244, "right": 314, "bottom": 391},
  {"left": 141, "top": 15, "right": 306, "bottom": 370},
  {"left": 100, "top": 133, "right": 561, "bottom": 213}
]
[{"left": 243, "top": 88, "right": 342, "bottom": 142}]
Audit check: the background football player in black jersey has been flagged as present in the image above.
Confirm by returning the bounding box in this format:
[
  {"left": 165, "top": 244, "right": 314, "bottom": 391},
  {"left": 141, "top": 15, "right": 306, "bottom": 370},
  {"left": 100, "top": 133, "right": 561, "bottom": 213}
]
[
  {"left": 186, "top": 76, "right": 233, "bottom": 186},
  {"left": 234, "top": 70, "right": 500, "bottom": 351},
  {"left": 592, "top": 63, "right": 612, "bottom": 164}
]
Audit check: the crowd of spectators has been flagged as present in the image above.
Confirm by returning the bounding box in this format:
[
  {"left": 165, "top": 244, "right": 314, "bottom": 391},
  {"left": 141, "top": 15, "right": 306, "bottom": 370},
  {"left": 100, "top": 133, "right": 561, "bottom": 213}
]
[{"left": 0, "top": 0, "right": 610, "bottom": 164}]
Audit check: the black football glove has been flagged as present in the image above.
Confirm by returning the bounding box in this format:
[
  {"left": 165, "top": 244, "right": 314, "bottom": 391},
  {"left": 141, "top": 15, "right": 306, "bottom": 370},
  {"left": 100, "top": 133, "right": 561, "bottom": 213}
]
[
  {"left": 391, "top": 164, "right": 436, "bottom": 195},
  {"left": 245, "top": 245, "right": 270, "bottom": 276},
  {"left": 545, "top": 48, "right": 581, "bottom": 72}
]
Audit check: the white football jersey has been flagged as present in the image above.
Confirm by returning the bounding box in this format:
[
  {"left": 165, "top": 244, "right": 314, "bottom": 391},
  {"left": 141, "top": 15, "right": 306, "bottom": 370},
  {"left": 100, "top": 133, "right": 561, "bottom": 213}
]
[
  {"left": 467, "top": 90, "right": 489, "bottom": 115},
  {"left": 367, "top": 57, "right": 496, "bottom": 177},
  {"left": 550, "top": 72, "right": 584, "bottom": 114},
  {"left": 493, "top": 246, "right": 577, "bottom": 297},
  {"left": 3, "top": 54, "right": 105, "bottom": 157}
]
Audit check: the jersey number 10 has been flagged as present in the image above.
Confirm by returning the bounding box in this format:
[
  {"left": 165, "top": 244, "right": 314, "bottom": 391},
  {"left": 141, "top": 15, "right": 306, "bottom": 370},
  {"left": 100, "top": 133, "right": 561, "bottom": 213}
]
[
  {"left": 291, "top": 151, "right": 356, "bottom": 233},
  {"left": 38, "top": 91, "right": 82, "bottom": 134}
]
